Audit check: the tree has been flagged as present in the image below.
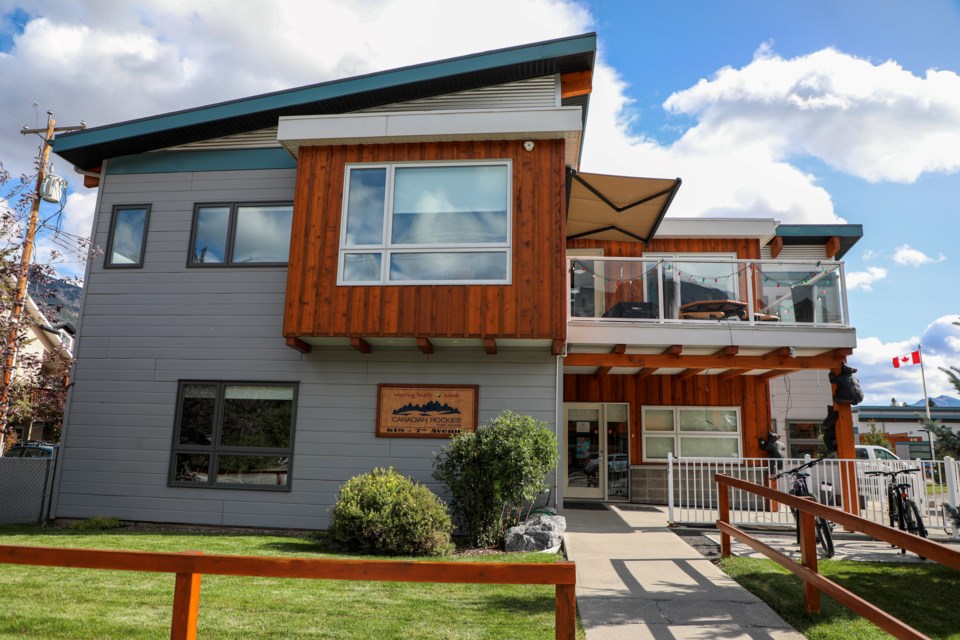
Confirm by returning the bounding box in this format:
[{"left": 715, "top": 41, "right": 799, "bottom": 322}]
[
  {"left": 918, "top": 366, "right": 960, "bottom": 459},
  {"left": 0, "top": 160, "right": 80, "bottom": 451},
  {"left": 860, "top": 419, "right": 892, "bottom": 448},
  {"left": 890, "top": 397, "right": 898, "bottom": 407}
]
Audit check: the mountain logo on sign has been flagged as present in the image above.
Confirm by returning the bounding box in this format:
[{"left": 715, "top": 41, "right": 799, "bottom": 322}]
[{"left": 393, "top": 401, "right": 461, "bottom": 416}]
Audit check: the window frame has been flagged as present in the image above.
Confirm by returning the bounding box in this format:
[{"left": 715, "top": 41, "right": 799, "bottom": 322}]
[
  {"left": 641, "top": 405, "right": 742, "bottom": 462},
  {"left": 104, "top": 204, "right": 151, "bottom": 269},
  {"left": 168, "top": 380, "right": 298, "bottom": 491},
  {"left": 187, "top": 201, "right": 294, "bottom": 268},
  {"left": 337, "top": 160, "right": 513, "bottom": 286}
]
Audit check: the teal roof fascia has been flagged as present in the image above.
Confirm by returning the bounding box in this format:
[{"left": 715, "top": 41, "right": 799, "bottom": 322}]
[
  {"left": 776, "top": 224, "right": 864, "bottom": 239},
  {"left": 54, "top": 34, "right": 597, "bottom": 155},
  {"left": 105, "top": 149, "right": 297, "bottom": 175}
]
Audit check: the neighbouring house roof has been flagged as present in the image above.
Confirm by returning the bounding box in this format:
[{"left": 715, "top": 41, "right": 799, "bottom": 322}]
[
  {"left": 566, "top": 171, "right": 681, "bottom": 242},
  {"left": 53, "top": 33, "right": 597, "bottom": 171},
  {"left": 774, "top": 224, "right": 863, "bottom": 259},
  {"left": 854, "top": 405, "right": 960, "bottom": 422}
]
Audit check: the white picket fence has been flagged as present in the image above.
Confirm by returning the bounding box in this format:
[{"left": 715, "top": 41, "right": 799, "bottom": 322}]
[{"left": 667, "top": 454, "right": 960, "bottom": 539}]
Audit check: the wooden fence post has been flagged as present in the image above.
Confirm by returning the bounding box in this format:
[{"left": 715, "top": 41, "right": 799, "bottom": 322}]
[
  {"left": 717, "top": 476, "right": 731, "bottom": 557},
  {"left": 798, "top": 507, "right": 820, "bottom": 615},
  {"left": 170, "top": 551, "right": 203, "bottom": 640},
  {"left": 556, "top": 583, "right": 576, "bottom": 640}
]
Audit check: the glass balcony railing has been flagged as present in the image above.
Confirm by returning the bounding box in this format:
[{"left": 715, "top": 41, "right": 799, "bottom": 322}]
[{"left": 568, "top": 256, "right": 848, "bottom": 327}]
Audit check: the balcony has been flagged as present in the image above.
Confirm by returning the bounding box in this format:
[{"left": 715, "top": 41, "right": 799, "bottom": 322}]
[{"left": 567, "top": 256, "right": 854, "bottom": 351}]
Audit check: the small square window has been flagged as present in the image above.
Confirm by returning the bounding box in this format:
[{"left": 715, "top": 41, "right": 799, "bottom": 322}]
[{"left": 105, "top": 205, "right": 150, "bottom": 268}]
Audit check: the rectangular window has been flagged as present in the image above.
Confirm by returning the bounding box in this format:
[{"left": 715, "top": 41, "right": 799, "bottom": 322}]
[
  {"left": 169, "top": 381, "right": 297, "bottom": 490},
  {"left": 338, "top": 161, "right": 512, "bottom": 285},
  {"left": 641, "top": 406, "right": 741, "bottom": 461},
  {"left": 105, "top": 205, "right": 150, "bottom": 268},
  {"left": 189, "top": 203, "right": 293, "bottom": 266},
  {"left": 787, "top": 420, "right": 823, "bottom": 458}
]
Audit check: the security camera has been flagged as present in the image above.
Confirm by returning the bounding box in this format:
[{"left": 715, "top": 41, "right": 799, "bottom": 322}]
[{"left": 523, "top": 140, "right": 535, "bottom": 152}]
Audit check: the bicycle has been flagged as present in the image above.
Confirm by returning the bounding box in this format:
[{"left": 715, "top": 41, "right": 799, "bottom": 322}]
[
  {"left": 773, "top": 458, "right": 835, "bottom": 558},
  {"left": 864, "top": 468, "right": 928, "bottom": 556}
]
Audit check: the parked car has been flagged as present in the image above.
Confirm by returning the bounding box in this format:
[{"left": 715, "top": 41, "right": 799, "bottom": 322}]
[
  {"left": 4, "top": 441, "right": 58, "bottom": 459},
  {"left": 854, "top": 445, "right": 899, "bottom": 461}
]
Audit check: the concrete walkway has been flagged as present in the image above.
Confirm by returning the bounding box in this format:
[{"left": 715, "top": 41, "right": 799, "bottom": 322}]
[{"left": 563, "top": 504, "right": 804, "bottom": 640}]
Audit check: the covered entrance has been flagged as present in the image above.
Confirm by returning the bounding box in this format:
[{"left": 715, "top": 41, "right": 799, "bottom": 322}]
[{"left": 563, "top": 403, "right": 630, "bottom": 501}]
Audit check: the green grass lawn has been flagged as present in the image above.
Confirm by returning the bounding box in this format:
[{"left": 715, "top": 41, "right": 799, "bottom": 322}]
[
  {"left": 719, "top": 556, "right": 960, "bottom": 640},
  {"left": 0, "top": 525, "right": 583, "bottom": 640}
]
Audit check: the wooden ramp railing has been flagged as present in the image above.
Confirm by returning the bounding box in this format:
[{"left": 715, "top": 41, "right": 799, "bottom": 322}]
[
  {"left": 715, "top": 473, "right": 960, "bottom": 640},
  {"left": 0, "top": 545, "right": 577, "bottom": 640}
]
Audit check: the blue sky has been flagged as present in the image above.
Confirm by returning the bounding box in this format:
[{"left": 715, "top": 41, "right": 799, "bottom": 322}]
[{"left": 0, "top": 0, "right": 958, "bottom": 404}]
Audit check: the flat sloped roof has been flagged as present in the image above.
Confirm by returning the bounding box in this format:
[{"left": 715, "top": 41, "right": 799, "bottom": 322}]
[{"left": 53, "top": 33, "right": 597, "bottom": 170}]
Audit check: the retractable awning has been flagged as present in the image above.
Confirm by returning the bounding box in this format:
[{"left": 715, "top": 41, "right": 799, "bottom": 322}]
[{"left": 566, "top": 170, "right": 681, "bottom": 243}]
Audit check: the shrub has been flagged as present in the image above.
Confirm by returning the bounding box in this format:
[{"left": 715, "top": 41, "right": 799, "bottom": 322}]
[
  {"left": 433, "top": 410, "right": 558, "bottom": 548},
  {"left": 67, "top": 516, "right": 125, "bottom": 531},
  {"left": 328, "top": 467, "right": 452, "bottom": 556}
]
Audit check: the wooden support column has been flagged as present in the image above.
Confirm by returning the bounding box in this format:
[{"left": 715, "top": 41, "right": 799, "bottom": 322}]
[
  {"left": 834, "top": 401, "right": 859, "bottom": 516},
  {"left": 170, "top": 552, "right": 203, "bottom": 640}
]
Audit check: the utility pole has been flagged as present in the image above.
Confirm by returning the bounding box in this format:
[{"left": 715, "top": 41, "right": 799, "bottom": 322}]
[{"left": 0, "top": 111, "right": 85, "bottom": 452}]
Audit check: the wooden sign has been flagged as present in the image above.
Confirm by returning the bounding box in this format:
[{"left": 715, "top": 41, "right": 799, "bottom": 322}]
[{"left": 376, "top": 384, "right": 479, "bottom": 438}]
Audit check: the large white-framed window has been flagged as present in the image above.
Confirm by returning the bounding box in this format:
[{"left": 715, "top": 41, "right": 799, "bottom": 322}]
[
  {"left": 338, "top": 161, "right": 512, "bottom": 285},
  {"left": 642, "top": 406, "right": 741, "bottom": 461}
]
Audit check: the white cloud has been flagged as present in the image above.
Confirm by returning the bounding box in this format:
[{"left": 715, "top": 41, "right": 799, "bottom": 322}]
[
  {"left": 861, "top": 249, "right": 877, "bottom": 261},
  {"left": 663, "top": 47, "right": 960, "bottom": 184},
  {"left": 850, "top": 316, "right": 960, "bottom": 405},
  {"left": 846, "top": 266, "right": 887, "bottom": 292},
  {"left": 892, "top": 244, "right": 946, "bottom": 266}
]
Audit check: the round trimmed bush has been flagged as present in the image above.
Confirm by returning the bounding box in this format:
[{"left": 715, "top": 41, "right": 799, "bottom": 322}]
[{"left": 329, "top": 467, "right": 453, "bottom": 556}]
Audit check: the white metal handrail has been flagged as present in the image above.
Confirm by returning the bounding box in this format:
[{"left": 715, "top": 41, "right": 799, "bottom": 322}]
[{"left": 667, "top": 453, "right": 960, "bottom": 538}]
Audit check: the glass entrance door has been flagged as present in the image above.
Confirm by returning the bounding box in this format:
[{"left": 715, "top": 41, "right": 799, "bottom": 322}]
[{"left": 564, "top": 403, "right": 630, "bottom": 500}]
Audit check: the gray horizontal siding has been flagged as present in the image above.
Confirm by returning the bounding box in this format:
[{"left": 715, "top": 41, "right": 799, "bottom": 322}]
[{"left": 56, "top": 169, "right": 558, "bottom": 530}]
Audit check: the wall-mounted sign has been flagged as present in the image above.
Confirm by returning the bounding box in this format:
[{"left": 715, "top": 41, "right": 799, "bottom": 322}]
[{"left": 376, "top": 384, "right": 479, "bottom": 438}]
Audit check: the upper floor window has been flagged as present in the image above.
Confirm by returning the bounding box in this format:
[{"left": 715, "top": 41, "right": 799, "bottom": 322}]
[
  {"left": 189, "top": 203, "right": 293, "bottom": 266},
  {"left": 105, "top": 205, "right": 150, "bottom": 268},
  {"left": 338, "top": 161, "right": 512, "bottom": 285}
]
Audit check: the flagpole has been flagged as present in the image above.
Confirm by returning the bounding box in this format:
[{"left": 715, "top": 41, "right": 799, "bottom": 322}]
[{"left": 918, "top": 344, "right": 931, "bottom": 420}]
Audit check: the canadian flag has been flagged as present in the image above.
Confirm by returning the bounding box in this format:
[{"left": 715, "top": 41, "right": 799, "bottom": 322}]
[{"left": 892, "top": 351, "right": 921, "bottom": 368}]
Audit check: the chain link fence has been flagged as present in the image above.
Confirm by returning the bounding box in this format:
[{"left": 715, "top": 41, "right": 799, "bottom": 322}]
[{"left": 0, "top": 457, "right": 54, "bottom": 524}]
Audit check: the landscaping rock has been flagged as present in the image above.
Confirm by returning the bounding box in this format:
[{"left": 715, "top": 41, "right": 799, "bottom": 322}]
[{"left": 504, "top": 514, "right": 566, "bottom": 552}]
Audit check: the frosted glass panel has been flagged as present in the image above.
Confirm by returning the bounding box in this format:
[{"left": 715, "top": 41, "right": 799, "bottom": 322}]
[
  {"left": 644, "top": 409, "right": 674, "bottom": 432},
  {"left": 680, "top": 436, "right": 740, "bottom": 458},
  {"left": 644, "top": 437, "right": 675, "bottom": 459},
  {"left": 606, "top": 404, "right": 628, "bottom": 423},
  {"left": 679, "top": 408, "right": 738, "bottom": 432}
]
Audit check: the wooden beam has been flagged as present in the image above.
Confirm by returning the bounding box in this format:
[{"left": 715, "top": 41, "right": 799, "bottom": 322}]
[
  {"left": 350, "top": 337, "right": 371, "bottom": 354},
  {"left": 635, "top": 368, "right": 658, "bottom": 380},
  {"left": 483, "top": 338, "right": 497, "bottom": 355},
  {"left": 825, "top": 348, "right": 854, "bottom": 358},
  {"left": 718, "top": 346, "right": 739, "bottom": 356},
  {"left": 416, "top": 337, "right": 434, "bottom": 355},
  {"left": 770, "top": 236, "right": 783, "bottom": 259},
  {"left": 718, "top": 369, "right": 745, "bottom": 382},
  {"left": 552, "top": 339, "right": 565, "bottom": 356},
  {"left": 563, "top": 352, "right": 850, "bottom": 371},
  {"left": 560, "top": 70, "right": 593, "bottom": 98},
  {"left": 612, "top": 344, "right": 627, "bottom": 354},
  {"left": 663, "top": 345, "right": 683, "bottom": 356},
  {"left": 825, "top": 236, "right": 841, "bottom": 258},
  {"left": 763, "top": 347, "right": 793, "bottom": 360},
  {"left": 676, "top": 368, "right": 706, "bottom": 381},
  {"left": 284, "top": 337, "right": 311, "bottom": 354},
  {"left": 758, "top": 370, "right": 788, "bottom": 382},
  {"left": 594, "top": 367, "right": 612, "bottom": 379},
  {"left": 83, "top": 166, "right": 102, "bottom": 189}
]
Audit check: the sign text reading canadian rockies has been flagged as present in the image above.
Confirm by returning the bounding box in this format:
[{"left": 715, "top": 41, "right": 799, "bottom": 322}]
[{"left": 376, "top": 384, "right": 479, "bottom": 438}]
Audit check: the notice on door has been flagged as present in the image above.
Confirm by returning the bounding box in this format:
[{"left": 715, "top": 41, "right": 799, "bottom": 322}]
[{"left": 376, "top": 384, "right": 479, "bottom": 438}]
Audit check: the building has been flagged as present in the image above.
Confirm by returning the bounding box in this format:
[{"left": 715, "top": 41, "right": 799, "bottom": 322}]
[
  {"left": 49, "top": 34, "right": 862, "bottom": 528},
  {"left": 855, "top": 405, "right": 960, "bottom": 459}
]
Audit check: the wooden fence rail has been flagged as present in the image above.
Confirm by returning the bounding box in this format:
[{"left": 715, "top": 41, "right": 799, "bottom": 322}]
[
  {"left": 0, "top": 544, "right": 577, "bottom": 640},
  {"left": 715, "top": 473, "right": 960, "bottom": 640}
]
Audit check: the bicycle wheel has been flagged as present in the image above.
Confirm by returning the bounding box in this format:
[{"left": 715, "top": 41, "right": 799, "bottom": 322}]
[
  {"left": 904, "top": 499, "right": 928, "bottom": 560},
  {"left": 815, "top": 517, "right": 835, "bottom": 558}
]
